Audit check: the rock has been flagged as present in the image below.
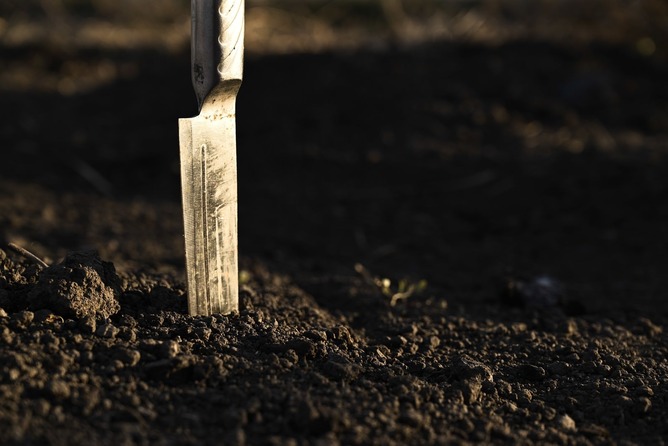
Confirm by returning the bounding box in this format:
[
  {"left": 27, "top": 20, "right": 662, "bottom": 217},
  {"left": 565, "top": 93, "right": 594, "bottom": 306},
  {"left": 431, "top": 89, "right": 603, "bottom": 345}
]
[{"left": 28, "top": 251, "right": 121, "bottom": 320}]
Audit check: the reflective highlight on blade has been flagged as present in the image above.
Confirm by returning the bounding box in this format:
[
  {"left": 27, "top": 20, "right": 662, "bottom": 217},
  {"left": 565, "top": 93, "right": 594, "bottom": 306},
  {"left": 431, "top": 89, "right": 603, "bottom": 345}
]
[{"left": 179, "top": 107, "right": 239, "bottom": 316}]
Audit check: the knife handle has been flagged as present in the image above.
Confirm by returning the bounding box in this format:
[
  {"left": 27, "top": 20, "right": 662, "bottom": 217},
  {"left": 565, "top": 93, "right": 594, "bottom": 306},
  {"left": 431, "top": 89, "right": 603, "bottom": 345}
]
[
  {"left": 218, "top": 0, "right": 245, "bottom": 81},
  {"left": 191, "top": 0, "right": 244, "bottom": 110}
]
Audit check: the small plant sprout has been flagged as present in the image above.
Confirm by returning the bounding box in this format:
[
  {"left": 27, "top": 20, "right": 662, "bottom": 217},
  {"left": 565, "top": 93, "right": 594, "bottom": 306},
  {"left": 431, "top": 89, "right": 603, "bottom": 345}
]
[
  {"left": 354, "top": 263, "right": 428, "bottom": 306},
  {"left": 388, "top": 278, "right": 428, "bottom": 306}
]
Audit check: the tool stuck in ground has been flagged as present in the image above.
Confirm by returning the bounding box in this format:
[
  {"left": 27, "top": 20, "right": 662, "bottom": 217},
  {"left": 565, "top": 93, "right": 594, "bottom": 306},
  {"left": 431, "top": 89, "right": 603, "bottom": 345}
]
[{"left": 179, "top": 0, "right": 244, "bottom": 315}]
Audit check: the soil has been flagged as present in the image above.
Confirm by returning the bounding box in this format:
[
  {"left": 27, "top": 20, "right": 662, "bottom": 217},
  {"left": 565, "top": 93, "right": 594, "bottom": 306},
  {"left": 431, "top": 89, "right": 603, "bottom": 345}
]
[{"left": 2, "top": 3, "right": 668, "bottom": 445}]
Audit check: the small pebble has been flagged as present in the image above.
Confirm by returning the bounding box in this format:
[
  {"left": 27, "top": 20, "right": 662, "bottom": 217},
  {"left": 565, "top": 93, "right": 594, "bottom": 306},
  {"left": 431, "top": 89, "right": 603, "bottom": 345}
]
[{"left": 557, "top": 414, "right": 576, "bottom": 431}]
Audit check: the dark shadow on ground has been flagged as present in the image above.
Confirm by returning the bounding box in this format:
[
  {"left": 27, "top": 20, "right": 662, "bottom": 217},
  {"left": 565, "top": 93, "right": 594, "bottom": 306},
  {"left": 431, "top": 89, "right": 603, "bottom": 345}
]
[{"left": 1, "top": 38, "right": 668, "bottom": 317}]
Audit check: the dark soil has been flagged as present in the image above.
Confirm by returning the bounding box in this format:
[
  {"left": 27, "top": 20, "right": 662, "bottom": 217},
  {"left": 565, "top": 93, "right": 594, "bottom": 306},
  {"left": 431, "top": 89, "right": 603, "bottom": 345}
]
[{"left": 2, "top": 6, "right": 668, "bottom": 445}]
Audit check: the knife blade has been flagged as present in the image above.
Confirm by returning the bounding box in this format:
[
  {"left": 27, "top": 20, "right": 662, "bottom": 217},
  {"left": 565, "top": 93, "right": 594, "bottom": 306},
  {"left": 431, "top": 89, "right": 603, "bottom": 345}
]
[{"left": 179, "top": 0, "right": 244, "bottom": 316}]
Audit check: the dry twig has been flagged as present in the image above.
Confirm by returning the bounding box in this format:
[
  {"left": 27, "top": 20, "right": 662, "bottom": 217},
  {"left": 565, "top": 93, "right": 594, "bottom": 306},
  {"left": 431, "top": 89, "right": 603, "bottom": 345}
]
[{"left": 6, "top": 243, "right": 49, "bottom": 269}]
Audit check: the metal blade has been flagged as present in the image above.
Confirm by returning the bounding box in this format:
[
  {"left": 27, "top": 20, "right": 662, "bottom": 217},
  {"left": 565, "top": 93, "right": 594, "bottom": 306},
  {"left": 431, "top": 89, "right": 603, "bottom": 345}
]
[{"left": 180, "top": 0, "right": 244, "bottom": 316}]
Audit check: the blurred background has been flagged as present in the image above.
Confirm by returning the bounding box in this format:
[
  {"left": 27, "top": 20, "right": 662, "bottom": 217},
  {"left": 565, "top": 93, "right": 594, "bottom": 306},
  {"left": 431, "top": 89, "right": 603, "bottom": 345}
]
[
  {"left": 2, "top": 0, "right": 667, "bottom": 90},
  {"left": 1, "top": 1, "right": 667, "bottom": 314}
]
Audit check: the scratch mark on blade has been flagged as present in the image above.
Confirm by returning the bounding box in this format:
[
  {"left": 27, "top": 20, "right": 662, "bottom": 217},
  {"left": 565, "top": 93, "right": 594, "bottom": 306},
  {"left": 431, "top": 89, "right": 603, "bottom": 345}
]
[
  {"left": 201, "top": 143, "right": 211, "bottom": 315},
  {"left": 215, "top": 207, "right": 223, "bottom": 307}
]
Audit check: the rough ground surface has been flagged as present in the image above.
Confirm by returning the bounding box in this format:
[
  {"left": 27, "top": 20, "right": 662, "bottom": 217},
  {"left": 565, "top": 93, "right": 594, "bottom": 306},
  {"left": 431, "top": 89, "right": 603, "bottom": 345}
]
[{"left": 1, "top": 2, "right": 668, "bottom": 445}]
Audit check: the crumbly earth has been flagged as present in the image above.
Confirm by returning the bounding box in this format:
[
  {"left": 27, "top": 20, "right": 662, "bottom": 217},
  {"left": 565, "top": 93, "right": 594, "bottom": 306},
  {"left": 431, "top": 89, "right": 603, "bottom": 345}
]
[
  {"left": 27, "top": 251, "right": 122, "bottom": 320},
  {"left": 0, "top": 253, "right": 666, "bottom": 445},
  {"left": 1, "top": 2, "right": 668, "bottom": 445}
]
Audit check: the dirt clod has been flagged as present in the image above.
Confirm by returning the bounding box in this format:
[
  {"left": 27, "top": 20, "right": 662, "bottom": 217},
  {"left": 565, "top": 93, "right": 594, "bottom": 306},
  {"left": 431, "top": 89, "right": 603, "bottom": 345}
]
[
  {"left": 557, "top": 414, "right": 577, "bottom": 431},
  {"left": 28, "top": 251, "right": 121, "bottom": 320},
  {"left": 451, "top": 355, "right": 494, "bottom": 383}
]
